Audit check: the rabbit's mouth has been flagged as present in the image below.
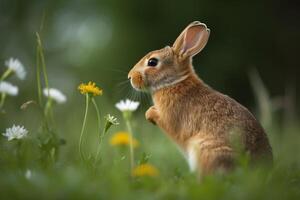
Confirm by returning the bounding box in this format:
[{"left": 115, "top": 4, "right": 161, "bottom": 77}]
[{"left": 128, "top": 71, "right": 146, "bottom": 91}]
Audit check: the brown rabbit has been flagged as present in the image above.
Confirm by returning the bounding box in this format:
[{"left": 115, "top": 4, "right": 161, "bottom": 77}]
[{"left": 128, "top": 21, "right": 273, "bottom": 176}]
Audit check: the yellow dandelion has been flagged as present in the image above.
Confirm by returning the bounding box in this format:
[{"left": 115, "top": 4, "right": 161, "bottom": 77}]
[
  {"left": 78, "top": 81, "right": 102, "bottom": 96},
  {"left": 110, "top": 131, "right": 139, "bottom": 148},
  {"left": 132, "top": 163, "right": 159, "bottom": 177}
]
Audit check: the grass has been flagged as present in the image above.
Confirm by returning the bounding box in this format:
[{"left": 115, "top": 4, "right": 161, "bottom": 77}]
[
  {"left": 0, "top": 34, "right": 299, "bottom": 200},
  {"left": 0, "top": 118, "right": 299, "bottom": 199}
]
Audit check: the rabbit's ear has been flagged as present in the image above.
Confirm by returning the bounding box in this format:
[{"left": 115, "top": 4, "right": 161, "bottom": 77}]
[{"left": 172, "top": 21, "right": 210, "bottom": 60}]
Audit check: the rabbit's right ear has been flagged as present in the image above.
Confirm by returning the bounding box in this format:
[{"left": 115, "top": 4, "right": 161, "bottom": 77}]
[{"left": 172, "top": 21, "right": 210, "bottom": 61}]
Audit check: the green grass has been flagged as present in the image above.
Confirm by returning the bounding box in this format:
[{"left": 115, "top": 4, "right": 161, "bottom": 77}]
[{"left": 0, "top": 109, "right": 300, "bottom": 199}]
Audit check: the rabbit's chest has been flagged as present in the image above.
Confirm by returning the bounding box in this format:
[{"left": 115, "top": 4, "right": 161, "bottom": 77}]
[{"left": 159, "top": 103, "right": 197, "bottom": 138}]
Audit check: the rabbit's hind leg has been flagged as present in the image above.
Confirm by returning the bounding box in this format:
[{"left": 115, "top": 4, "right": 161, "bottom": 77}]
[
  {"left": 186, "top": 137, "right": 235, "bottom": 179},
  {"left": 199, "top": 146, "right": 235, "bottom": 176}
]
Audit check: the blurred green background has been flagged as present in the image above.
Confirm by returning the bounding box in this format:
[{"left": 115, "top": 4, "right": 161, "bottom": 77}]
[
  {"left": 0, "top": 0, "right": 300, "bottom": 199},
  {"left": 1, "top": 0, "right": 299, "bottom": 105}
]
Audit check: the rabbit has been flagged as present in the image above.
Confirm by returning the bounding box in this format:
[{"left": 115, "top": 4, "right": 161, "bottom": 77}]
[{"left": 128, "top": 21, "right": 273, "bottom": 176}]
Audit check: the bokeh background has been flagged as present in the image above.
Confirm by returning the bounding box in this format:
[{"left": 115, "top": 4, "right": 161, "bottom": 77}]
[
  {"left": 0, "top": 0, "right": 300, "bottom": 198},
  {"left": 1, "top": 0, "right": 299, "bottom": 105}
]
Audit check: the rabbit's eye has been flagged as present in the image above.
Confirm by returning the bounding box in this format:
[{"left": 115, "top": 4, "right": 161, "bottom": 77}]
[{"left": 147, "top": 58, "right": 158, "bottom": 67}]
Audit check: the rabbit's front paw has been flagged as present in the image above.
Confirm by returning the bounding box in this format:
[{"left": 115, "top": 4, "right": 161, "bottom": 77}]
[{"left": 145, "top": 106, "right": 159, "bottom": 125}]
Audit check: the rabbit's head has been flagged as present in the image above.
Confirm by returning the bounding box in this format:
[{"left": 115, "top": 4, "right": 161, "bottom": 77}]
[{"left": 128, "top": 21, "right": 210, "bottom": 92}]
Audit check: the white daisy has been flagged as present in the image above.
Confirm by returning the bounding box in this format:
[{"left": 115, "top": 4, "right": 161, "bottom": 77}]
[
  {"left": 5, "top": 58, "right": 26, "bottom": 80},
  {"left": 105, "top": 114, "right": 119, "bottom": 125},
  {"left": 43, "top": 88, "right": 67, "bottom": 104},
  {"left": 2, "top": 125, "right": 28, "bottom": 141},
  {"left": 0, "top": 81, "right": 18, "bottom": 96},
  {"left": 115, "top": 99, "right": 140, "bottom": 112}
]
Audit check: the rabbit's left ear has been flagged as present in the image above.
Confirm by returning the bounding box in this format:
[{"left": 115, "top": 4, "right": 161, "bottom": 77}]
[{"left": 173, "top": 21, "right": 210, "bottom": 60}]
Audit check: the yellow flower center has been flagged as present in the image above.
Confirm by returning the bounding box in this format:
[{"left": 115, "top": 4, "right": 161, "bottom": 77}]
[
  {"left": 132, "top": 163, "right": 159, "bottom": 177},
  {"left": 78, "top": 81, "right": 102, "bottom": 96},
  {"left": 110, "top": 131, "right": 139, "bottom": 148}
]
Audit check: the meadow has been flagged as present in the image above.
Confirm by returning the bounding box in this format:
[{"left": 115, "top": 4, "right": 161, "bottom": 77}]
[
  {"left": 0, "top": 34, "right": 299, "bottom": 200},
  {"left": 1, "top": 1, "right": 300, "bottom": 198}
]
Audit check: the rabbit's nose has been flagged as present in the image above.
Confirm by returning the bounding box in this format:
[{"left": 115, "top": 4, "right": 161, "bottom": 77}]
[{"left": 128, "top": 70, "right": 133, "bottom": 79}]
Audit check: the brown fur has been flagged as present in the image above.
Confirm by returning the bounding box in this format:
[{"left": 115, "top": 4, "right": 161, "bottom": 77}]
[{"left": 128, "top": 21, "right": 273, "bottom": 177}]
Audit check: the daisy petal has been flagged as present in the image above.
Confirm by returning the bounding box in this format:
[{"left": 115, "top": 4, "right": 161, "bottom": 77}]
[{"left": 5, "top": 58, "right": 26, "bottom": 80}]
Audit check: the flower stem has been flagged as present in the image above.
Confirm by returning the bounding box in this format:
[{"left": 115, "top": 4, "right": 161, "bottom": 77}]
[
  {"left": 44, "top": 98, "right": 52, "bottom": 117},
  {"left": 35, "top": 40, "right": 42, "bottom": 106},
  {"left": 95, "top": 128, "right": 105, "bottom": 165},
  {"left": 92, "top": 98, "right": 101, "bottom": 135},
  {"left": 44, "top": 98, "right": 56, "bottom": 128},
  {"left": 0, "top": 93, "right": 6, "bottom": 109},
  {"left": 79, "top": 94, "right": 90, "bottom": 161},
  {"left": 0, "top": 69, "right": 12, "bottom": 81},
  {"left": 125, "top": 118, "right": 134, "bottom": 171},
  {"left": 36, "top": 33, "right": 49, "bottom": 89},
  {"left": 92, "top": 98, "right": 103, "bottom": 164}
]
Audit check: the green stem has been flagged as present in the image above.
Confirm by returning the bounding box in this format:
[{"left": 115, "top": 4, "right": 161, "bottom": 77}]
[
  {"left": 36, "top": 32, "right": 52, "bottom": 111},
  {"left": 44, "top": 98, "right": 56, "bottom": 129},
  {"left": 44, "top": 98, "right": 52, "bottom": 117},
  {"left": 79, "top": 94, "right": 90, "bottom": 161},
  {"left": 95, "top": 128, "right": 105, "bottom": 165},
  {"left": 92, "top": 98, "right": 101, "bottom": 135},
  {"left": 0, "top": 69, "right": 12, "bottom": 81},
  {"left": 36, "top": 33, "right": 49, "bottom": 90},
  {"left": 91, "top": 98, "right": 103, "bottom": 164},
  {"left": 91, "top": 98, "right": 103, "bottom": 165},
  {"left": 0, "top": 93, "right": 6, "bottom": 109},
  {"left": 125, "top": 118, "right": 134, "bottom": 171},
  {"left": 35, "top": 39, "right": 42, "bottom": 106}
]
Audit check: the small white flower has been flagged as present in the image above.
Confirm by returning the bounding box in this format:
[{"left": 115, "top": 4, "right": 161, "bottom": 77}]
[
  {"left": 105, "top": 114, "right": 119, "bottom": 125},
  {"left": 104, "top": 114, "right": 119, "bottom": 132},
  {"left": 2, "top": 125, "right": 28, "bottom": 141},
  {"left": 0, "top": 81, "right": 18, "bottom": 96},
  {"left": 115, "top": 99, "right": 140, "bottom": 112},
  {"left": 25, "top": 169, "right": 32, "bottom": 179},
  {"left": 43, "top": 88, "right": 67, "bottom": 104},
  {"left": 5, "top": 58, "right": 26, "bottom": 80}
]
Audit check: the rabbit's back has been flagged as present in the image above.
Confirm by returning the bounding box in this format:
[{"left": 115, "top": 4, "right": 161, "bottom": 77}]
[{"left": 204, "top": 91, "right": 273, "bottom": 160}]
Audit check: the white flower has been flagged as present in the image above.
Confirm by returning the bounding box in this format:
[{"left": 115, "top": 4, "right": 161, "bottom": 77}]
[
  {"left": 115, "top": 99, "right": 140, "bottom": 112},
  {"left": 43, "top": 88, "right": 67, "bottom": 104},
  {"left": 2, "top": 125, "right": 28, "bottom": 141},
  {"left": 5, "top": 58, "right": 26, "bottom": 80},
  {"left": 104, "top": 114, "right": 119, "bottom": 132},
  {"left": 105, "top": 114, "right": 119, "bottom": 125},
  {"left": 0, "top": 81, "right": 18, "bottom": 96}
]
